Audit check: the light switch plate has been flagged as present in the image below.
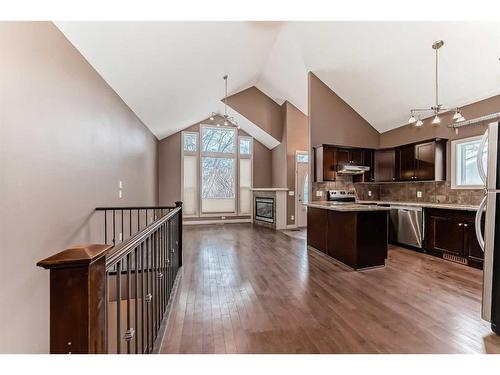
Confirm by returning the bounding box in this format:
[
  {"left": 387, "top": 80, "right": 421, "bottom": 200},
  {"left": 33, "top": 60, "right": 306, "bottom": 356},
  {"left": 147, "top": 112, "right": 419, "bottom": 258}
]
[
  {"left": 119, "top": 180, "right": 123, "bottom": 189},
  {"left": 417, "top": 191, "right": 423, "bottom": 198},
  {"left": 316, "top": 191, "right": 323, "bottom": 197},
  {"left": 291, "top": 215, "right": 294, "bottom": 221},
  {"left": 368, "top": 190, "right": 372, "bottom": 197},
  {"left": 289, "top": 191, "right": 295, "bottom": 196},
  {"left": 119, "top": 190, "right": 123, "bottom": 199}
]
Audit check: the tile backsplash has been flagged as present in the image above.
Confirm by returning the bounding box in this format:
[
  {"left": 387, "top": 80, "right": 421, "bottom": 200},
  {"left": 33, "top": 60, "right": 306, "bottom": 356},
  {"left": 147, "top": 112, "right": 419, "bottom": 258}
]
[{"left": 312, "top": 179, "right": 484, "bottom": 206}]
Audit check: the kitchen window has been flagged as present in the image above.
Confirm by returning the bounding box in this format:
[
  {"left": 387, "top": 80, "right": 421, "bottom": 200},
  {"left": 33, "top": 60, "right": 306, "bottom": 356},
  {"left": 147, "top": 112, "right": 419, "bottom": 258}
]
[{"left": 451, "top": 135, "right": 487, "bottom": 189}]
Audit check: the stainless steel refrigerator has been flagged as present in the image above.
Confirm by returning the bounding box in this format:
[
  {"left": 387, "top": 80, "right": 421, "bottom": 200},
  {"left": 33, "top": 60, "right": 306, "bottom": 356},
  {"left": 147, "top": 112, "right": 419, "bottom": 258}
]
[{"left": 475, "top": 121, "right": 500, "bottom": 334}]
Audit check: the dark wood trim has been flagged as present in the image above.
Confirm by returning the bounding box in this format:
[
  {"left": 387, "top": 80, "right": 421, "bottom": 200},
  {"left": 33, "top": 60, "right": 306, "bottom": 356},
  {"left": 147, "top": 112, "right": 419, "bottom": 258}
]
[{"left": 37, "top": 245, "right": 113, "bottom": 354}]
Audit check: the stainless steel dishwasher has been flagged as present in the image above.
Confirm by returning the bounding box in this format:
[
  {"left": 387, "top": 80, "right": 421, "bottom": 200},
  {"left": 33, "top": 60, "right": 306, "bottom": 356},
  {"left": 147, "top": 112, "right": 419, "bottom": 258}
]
[{"left": 389, "top": 206, "right": 423, "bottom": 248}]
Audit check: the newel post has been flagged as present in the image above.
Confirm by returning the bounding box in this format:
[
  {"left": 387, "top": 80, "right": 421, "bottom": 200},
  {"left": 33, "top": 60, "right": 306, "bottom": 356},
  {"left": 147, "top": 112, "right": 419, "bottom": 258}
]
[
  {"left": 37, "top": 244, "right": 113, "bottom": 354},
  {"left": 175, "top": 201, "right": 183, "bottom": 268}
]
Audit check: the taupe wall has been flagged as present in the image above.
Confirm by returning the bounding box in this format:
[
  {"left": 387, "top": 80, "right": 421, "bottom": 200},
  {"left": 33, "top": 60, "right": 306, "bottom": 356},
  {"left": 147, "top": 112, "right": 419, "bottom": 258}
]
[
  {"left": 0, "top": 22, "right": 158, "bottom": 353},
  {"left": 284, "top": 102, "right": 308, "bottom": 225},
  {"left": 309, "top": 72, "right": 379, "bottom": 149},
  {"left": 271, "top": 104, "right": 287, "bottom": 188},
  {"left": 158, "top": 120, "right": 272, "bottom": 207},
  {"left": 225, "top": 86, "right": 283, "bottom": 142}
]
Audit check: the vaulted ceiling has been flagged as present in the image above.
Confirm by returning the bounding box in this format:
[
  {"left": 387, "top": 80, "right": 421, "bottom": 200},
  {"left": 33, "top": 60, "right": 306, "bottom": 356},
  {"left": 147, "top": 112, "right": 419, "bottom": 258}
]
[{"left": 56, "top": 21, "right": 500, "bottom": 141}]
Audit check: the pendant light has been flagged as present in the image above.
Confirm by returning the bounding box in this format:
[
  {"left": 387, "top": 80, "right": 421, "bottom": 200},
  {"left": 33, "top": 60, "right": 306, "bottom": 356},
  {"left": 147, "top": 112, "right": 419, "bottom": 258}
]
[
  {"left": 407, "top": 40, "right": 465, "bottom": 127},
  {"left": 209, "top": 75, "right": 240, "bottom": 129}
]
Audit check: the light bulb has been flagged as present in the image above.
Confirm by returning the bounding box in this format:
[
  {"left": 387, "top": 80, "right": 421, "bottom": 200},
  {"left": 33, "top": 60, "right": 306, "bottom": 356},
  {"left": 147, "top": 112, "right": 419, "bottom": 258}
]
[
  {"left": 452, "top": 110, "right": 461, "bottom": 120},
  {"left": 431, "top": 115, "right": 441, "bottom": 125},
  {"left": 408, "top": 114, "right": 417, "bottom": 124},
  {"left": 415, "top": 118, "right": 423, "bottom": 127}
]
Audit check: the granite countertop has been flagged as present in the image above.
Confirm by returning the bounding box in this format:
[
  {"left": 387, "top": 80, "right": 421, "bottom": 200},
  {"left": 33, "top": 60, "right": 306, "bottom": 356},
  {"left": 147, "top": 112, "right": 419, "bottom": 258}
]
[
  {"left": 356, "top": 200, "right": 480, "bottom": 211},
  {"left": 306, "top": 201, "right": 391, "bottom": 212}
]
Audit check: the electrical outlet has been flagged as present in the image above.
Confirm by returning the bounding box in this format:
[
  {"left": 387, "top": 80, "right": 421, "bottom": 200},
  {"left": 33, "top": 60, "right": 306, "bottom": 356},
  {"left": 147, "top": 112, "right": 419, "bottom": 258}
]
[
  {"left": 291, "top": 215, "right": 294, "bottom": 221},
  {"left": 221, "top": 216, "right": 226, "bottom": 220},
  {"left": 119, "top": 180, "right": 123, "bottom": 189},
  {"left": 289, "top": 191, "right": 295, "bottom": 196},
  {"left": 417, "top": 191, "right": 423, "bottom": 198},
  {"left": 368, "top": 190, "right": 372, "bottom": 197},
  {"left": 316, "top": 191, "right": 323, "bottom": 197}
]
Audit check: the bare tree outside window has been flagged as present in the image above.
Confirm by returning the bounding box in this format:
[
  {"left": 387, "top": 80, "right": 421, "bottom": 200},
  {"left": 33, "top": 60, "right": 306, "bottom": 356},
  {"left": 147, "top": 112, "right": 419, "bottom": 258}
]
[{"left": 201, "top": 127, "right": 237, "bottom": 199}]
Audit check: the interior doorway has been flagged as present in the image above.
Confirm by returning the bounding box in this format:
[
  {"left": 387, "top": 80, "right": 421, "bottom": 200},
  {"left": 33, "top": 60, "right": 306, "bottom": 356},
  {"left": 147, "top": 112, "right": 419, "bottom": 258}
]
[{"left": 295, "top": 151, "right": 309, "bottom": 227}]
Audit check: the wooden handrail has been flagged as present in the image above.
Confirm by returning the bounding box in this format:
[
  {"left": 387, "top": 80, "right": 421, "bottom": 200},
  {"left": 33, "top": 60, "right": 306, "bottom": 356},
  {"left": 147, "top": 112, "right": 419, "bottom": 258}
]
[
  {"left": 105, "top": 205, "right": 181, "bottom": 269},
  {"left": 37, "top": 244, "right": 112, "bottom": 269},
  {"left": 37, "top": 202, "right": 183, "bottom": 354}
]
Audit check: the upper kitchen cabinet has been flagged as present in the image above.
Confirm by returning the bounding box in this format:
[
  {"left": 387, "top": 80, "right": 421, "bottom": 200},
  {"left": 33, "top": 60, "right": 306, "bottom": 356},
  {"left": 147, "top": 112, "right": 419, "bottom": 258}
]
[
  {"left": 314, "top": 145, "right": 337, "bottom": 182},
  {"left": 395, "top": 139, "right": 446, "bottom": 181},
  {"left": 314, "top": 145, "right": 374, "bottom": 182},
  {"left": 374, "top": 148, "right": 395, "bottom": 182}
]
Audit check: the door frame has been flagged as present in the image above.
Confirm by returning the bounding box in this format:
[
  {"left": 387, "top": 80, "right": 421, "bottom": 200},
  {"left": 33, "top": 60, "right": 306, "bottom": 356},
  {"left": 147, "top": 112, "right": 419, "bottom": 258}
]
[{"left": 295, "top": 150, "right": 309, "bottom": 228}]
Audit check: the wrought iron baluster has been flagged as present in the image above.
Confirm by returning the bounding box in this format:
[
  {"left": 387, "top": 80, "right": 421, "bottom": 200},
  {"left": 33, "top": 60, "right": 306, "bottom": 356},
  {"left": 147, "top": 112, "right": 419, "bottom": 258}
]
[
  {"left": 133, "top": 248, "right": 138, "bottom": 354},
  {"left": 125, "top": 253, "right": 132, "bottom": 354},
  {"left": 116, "top": 260, "right": 122, "bottom": 354}
]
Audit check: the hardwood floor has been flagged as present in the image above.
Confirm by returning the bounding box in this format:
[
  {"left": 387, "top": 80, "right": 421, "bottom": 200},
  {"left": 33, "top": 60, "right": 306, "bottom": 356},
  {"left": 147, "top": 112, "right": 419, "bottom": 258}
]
[{"left": 159, "top": 223, "right": 500, "bottom": 353}]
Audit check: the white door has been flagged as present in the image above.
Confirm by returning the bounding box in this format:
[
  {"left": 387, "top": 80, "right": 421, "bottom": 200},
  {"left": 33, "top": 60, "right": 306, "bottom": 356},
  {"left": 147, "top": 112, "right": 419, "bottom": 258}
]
[{"left": 296, "top": 152, "right": 309, "bottom": 227}]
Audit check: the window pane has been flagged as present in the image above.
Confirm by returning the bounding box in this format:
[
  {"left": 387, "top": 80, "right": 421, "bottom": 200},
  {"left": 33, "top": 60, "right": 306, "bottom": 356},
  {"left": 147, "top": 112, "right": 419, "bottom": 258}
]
[
  {"left": 239, "top": 138, "right": 252, "bottom": 155},
  {"left": 183, "top": 155, "right": 198, "bottom": 215},
  {"left": 202, "top": 157, "right": 235, "bottom": 198},
  {"left": 303, "top": 174, "right": 309, "bottom": 204},
  {"left": 296, "top": 153, "right": 309, "bottom": 163},
  {"left": 239, "top": 158, "right": 252, "bottom": 215},
  {"left": 202, "top": 127, "right": 235, "bottom": 153},
  {"left": 183, "top": 133, "right": 197, "bottom": 152},
  {"left": 455, "top": 139, "right": 486, "bottom": 186}
]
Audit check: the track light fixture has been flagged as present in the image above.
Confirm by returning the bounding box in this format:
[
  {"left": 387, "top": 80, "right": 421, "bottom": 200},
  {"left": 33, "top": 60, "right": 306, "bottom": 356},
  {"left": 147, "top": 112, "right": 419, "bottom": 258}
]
[{"left": 407, "top": 40, "right": 465, "bottom": 127}]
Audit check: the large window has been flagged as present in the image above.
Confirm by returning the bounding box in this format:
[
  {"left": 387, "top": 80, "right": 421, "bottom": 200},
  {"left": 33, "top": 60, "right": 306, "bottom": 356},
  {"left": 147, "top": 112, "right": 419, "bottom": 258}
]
[
  {"left": 182, "top": 126, "right": 253, "bottom": 217},
  {"left": 451, "top": 136, "right": 487, "bottom": 189}
]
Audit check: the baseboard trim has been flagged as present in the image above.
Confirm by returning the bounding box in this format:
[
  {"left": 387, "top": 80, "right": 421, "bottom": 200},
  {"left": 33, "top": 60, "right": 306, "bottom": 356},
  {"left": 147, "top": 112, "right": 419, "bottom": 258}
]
[{"left": 183, "top": 219, "right": 252, "bottom": 225}]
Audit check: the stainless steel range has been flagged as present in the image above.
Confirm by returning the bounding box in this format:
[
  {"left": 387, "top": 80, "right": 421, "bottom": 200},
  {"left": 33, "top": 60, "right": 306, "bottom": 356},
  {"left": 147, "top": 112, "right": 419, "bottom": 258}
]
[{"left": 327, "top": 189, "right": 356, "bottom": 204}]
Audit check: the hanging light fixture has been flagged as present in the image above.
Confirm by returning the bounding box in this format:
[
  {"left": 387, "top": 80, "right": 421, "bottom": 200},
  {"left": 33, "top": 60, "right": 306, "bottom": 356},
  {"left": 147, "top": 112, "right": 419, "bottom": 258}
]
[
  {"left": 208, "top": 75, "right": 240, "bottom": 129},
  {"left": 407, "top": 40, "right": 465, "bottom": 127}
]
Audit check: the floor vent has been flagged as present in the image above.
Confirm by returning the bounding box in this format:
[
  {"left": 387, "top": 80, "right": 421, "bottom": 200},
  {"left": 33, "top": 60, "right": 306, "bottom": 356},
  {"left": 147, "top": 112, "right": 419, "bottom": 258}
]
[{"left": 443, "top": 253, "right": 468, "bottom": 265}]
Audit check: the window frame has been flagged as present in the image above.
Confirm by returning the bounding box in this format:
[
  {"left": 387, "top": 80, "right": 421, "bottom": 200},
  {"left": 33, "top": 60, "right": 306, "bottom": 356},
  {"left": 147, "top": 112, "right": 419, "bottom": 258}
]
[
  {"left": 450, "top": 135, "right": 484, "bottom": 190},
  {"left": 238, "top": 136, "right": 253, "bottom": 216},
  {"left": 199, "top": 125, "right": 238, "bottom": 216},
  {"left": 181, "top": 131, "right": 200, "bottom": 218}
]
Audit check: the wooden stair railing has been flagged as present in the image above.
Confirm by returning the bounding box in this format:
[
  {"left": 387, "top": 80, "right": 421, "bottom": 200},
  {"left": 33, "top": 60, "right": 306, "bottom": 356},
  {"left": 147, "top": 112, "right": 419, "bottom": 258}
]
[{"left": 37, "top": 201, "right": 183, "bottom": 354}]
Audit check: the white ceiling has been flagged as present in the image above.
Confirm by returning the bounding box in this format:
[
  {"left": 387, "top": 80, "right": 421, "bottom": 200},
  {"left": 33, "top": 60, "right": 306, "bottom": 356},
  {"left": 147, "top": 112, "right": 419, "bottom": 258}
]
[{"left": 56, "top": 21, "right": 500, "bottom": 140}]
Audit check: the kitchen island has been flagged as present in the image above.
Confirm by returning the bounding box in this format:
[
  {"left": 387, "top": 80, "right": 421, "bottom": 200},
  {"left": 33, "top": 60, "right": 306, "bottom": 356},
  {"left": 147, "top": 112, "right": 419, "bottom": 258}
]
[{"left": 306, "top": 201, "right": 390, "bottom": 270}]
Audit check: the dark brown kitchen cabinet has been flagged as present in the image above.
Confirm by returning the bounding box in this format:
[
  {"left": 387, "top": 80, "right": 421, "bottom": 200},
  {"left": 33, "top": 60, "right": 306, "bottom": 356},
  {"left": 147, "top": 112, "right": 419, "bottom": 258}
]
[
  {"left": 424, "top": 208, "right": 484, "bottom": 269},
  {"left": 314, "top": 145, "right": 374, "bottom": 182},
  {"left": 374, "top": 148, "right": 395, "bottom": 182},
  {"left": 307, "top": 207, "right": 328, "bottom": 253},
  {"left": 314, "top": 146, "right": 336, "bottom": 182},
  {"left": 395, "top": 139, "right": 446, "bottom": 181}
]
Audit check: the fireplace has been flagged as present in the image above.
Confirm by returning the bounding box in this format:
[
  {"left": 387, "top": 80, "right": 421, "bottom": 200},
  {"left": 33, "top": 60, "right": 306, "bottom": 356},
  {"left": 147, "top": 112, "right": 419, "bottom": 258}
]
[{"left": 255, "top": 197, "right": 274, "bottom": 223}]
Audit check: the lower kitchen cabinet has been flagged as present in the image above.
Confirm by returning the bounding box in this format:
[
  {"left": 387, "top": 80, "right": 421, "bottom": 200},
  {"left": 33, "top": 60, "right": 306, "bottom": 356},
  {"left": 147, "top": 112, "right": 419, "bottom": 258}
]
[
  {"left": 307, "top": 207, "right": 328, "bottom": 253},
  {"left": 424, "top": 208, "right": 484, "bottom": 269}
]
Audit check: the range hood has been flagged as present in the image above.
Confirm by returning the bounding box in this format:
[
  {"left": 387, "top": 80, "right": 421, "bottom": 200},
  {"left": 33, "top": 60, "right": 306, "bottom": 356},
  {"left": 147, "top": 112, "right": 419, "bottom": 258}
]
[{"left": 337, "top": 163, "right": 370, "bottom": 175}]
